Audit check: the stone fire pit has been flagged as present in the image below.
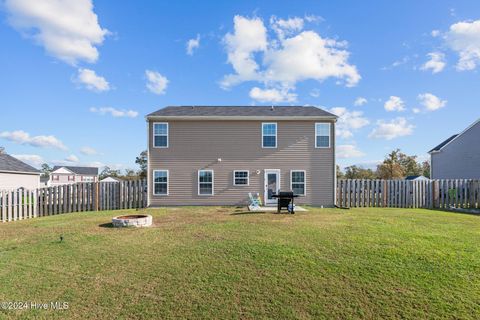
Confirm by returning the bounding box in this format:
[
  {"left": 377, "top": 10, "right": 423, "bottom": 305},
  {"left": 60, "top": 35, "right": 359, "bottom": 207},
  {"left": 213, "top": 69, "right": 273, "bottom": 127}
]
[{"left": 112, "top": 214, "right": 153, "bottom": 228}]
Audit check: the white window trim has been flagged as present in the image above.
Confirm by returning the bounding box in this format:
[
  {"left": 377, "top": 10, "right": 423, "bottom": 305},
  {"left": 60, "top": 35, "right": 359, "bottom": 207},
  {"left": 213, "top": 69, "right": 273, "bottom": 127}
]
[
  {"left": 198, "top": 170, "right": 214, "bottom": 196},
  {"left": 315, "top": 122, "right": 331, "bottom": 149},
  {"left": 233, "top": 170, "right": 249, "bottom": 186},
  {"left": 262, "top": 122, "right": 277, "bottom": 148},
  {"left": 290, "top": 170, "right": 306, "bottom": 196},
  {"left": 153, "top": 170, "right": 169, "bottom": 196},
  {"left": 153, "top": 122, "right": 169, "bottom": 148}
]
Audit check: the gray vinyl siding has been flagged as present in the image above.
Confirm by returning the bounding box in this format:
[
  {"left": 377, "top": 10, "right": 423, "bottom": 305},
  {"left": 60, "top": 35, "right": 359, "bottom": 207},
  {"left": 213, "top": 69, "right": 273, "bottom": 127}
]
[
  {"left": 148, "top": 120, "right": 335, "bottom": 207},
  {"left": 431, "top": 121, "right": 480, "bottom": 179}
]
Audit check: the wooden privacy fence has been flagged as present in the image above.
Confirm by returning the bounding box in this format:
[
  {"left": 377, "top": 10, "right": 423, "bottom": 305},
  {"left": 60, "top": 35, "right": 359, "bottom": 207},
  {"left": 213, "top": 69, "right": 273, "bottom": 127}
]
[
  {"left": 0, "top": 180, "right": 147, "bottom": 223},
  {"left": 337, "top": 179, "right": 480, "bottom": 209}
]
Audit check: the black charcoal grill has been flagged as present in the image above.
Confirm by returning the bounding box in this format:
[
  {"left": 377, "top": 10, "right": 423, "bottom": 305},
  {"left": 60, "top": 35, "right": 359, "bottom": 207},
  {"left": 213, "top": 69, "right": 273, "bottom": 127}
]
[{"left": 272, "top": 191, "right": 298, "bottom": 214}]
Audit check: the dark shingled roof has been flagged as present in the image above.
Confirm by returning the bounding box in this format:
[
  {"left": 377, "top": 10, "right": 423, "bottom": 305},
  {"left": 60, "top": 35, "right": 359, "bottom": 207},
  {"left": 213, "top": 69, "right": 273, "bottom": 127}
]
[
  {"left": 53, "top": 166, "right": 98, "bottom": 175},
  {"left": 429, "top": 134, "right": 458, "bottom": 153},
  {"left": 147, "top": 106, "right": 337, "bottom": 118},
  {"left": 0, "top": 153, "right": 40, "bottom": 174}
]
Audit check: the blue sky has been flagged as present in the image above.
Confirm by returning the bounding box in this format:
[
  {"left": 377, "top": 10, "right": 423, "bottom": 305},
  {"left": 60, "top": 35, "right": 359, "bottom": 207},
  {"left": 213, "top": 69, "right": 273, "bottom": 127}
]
[{"left": 1, "top": 0, "right": 479, "bottom": 171}]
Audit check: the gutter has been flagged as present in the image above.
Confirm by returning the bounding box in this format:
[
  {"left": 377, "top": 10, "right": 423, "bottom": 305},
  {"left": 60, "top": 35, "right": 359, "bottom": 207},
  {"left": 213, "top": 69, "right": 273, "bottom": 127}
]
[{"left": 0, "top": 170, "right": 41, "bottom": 175}]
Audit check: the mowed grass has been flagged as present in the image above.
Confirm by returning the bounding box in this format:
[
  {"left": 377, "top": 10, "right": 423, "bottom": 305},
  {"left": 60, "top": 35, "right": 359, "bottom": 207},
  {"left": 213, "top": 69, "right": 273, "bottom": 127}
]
[{"left": 0, "top": 207, "right": 479, "bottom": 319}]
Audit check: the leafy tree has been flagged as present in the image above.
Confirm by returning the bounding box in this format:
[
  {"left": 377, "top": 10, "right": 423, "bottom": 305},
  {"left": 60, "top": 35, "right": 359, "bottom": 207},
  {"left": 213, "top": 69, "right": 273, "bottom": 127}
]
[
  {"left": 123, "top": 169, "right": 138, "bottom": 180},
  {"left": 376, "top": 149, "right": 404, "bottom": 179},
  {"left": 99, "top": 166, "right": 121, "bottom": 180},
  {"left": 336, "top": 165, "right": 344, "bottom": 179},
  {"left": 421, "top": 160, "right": 431, "bottom": 178},
  {"left": 398, "top": 153, "right": 422, "bottom": 176},
  {"left": 344, "top": 165, "right": 377, "bottom": 179},
  {"left": 40, "top": 163, "right": 52, "bottom": 178},
  {"left": 135, "top": 150, "right": 147, "bottom": 179}
]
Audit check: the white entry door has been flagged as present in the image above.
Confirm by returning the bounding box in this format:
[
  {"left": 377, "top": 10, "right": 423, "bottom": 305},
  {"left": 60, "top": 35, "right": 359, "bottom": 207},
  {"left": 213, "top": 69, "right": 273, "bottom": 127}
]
[{"left": 264, "top": 169, "right": 280, "bottom": 205}]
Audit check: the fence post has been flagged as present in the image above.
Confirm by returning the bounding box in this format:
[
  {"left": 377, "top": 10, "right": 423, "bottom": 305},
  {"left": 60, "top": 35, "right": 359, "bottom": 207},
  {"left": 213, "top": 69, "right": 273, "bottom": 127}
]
[
  {"left": 1, "top": 190, "right": 5, "bottom": 222},
  {"left": 95, "top": 182, "right": 99, "bottom": 211},
  {"left": 383, "top": 181, "right": 387, "bottom": 207}
]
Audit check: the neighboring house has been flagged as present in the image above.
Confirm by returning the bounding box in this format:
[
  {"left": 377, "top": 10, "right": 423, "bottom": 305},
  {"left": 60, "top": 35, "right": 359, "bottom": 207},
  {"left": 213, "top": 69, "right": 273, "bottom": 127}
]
[
  {"left": 405, "top": 175, "right": 429, "bottom": 181},
  {"left": 50, "top": 166, "right": 99, "bottom": 185},
  {"left": 0, "top": 149, "right": 40, "bottom": 190},
  {"left": 146, "top": 106, "right": 337, "bottom": 207},
  {"left": 429, "top": 118, "right": 480, "bottom": 179},
  {"left": 100, "top": 176, "right": 122, "bottom": 183}
]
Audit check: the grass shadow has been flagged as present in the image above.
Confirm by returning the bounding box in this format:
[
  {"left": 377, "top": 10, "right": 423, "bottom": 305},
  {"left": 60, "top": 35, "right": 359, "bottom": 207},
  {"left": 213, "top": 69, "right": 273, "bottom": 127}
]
[
  {"left": 231, "top": 211, "right": 269, "bottom": 215},
  {"left": 428, "top": 208, "right": 480, "bottom": 217},
  {"left": 98, "top": 222, "right": 115, "bottom": 228}
]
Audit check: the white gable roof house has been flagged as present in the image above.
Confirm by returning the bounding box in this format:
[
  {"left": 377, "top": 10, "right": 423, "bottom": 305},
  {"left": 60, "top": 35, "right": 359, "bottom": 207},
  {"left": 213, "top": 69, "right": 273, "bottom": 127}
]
[
  {"left": 50, "top": 166, "right": 99, "bottom": 185},
  {"left": 0, "top": 147, "right": 40, "bottom": 190},
  {"left": 429, "top": 118, "right": 480, "bottom": 179}
]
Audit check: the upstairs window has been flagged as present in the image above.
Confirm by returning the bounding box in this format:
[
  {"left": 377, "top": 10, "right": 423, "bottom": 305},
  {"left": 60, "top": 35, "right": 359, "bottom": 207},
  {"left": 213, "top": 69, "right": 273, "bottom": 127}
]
[
  {"left": 153, "top": 170, "right": 168, "bottom": 195},
  {"left": 315, "top": 123, "right": 331, "bottom": 148},
  {"left": 291, "top": 170, "right": 306, "bottom": 196},
  {"left": 233, "top": 170, "right": 249, "bottom": 186},
  {"left": 198, "top": 170, "right": 214, "bottom": 195},
  {"left": 262, "top": 123, "right": 277, "bottom": 148},
  {"left": 153, "top": 123, "right": 168, "bottom": 148}
]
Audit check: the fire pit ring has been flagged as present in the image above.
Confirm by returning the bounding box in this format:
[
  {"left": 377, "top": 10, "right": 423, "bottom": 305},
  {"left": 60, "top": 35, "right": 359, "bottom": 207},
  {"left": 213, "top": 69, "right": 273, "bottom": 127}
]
[{"left": 112, "top": 214, "right": 152, "bottom": 228}]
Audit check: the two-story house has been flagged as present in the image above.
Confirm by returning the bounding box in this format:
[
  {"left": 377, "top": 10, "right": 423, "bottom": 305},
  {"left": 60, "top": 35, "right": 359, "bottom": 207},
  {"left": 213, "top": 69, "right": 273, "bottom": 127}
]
[
  {"left": 50, "top": 166, "right": 99, "bottom": 185},
  {"left": 146, "top": 106, "right": 337, "bottom": 207},
  {"left": 429, "top": 118, "right": 480, "bottom": 179}
]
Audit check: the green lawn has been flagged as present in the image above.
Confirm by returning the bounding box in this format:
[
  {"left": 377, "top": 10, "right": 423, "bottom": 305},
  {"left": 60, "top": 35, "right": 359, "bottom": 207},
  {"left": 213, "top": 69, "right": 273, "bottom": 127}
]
[{"left": 0, "top": 207, "right": 479, "bottom": 319}]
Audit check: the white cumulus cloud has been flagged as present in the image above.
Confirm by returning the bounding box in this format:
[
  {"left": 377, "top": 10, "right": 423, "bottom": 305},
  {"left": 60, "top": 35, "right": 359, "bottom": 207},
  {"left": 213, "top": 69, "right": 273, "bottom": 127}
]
[
  {"left": 145, "top": 70, "right": 168, "bottom": 95},
  {"left": 222, "top": 15, "right": 268, "bottom": 87},
  {"left": 186, "top": 34, "right": 200, "bottom": 55},
  {"left": 329, "top": 107, "right": 369, "bottom": 139},
  {"left": 445, "top": 19, "right": 480, "bottom": 71},
  {"left": 0, "top": 130, "right": 67, "bottom": 150},
  {"left": 89, "top": 107, "right": 138, "bottom": 118},
  {"left": 80, "top": 146, "right": 98, "bottom": 155},
  {"left": 369, "top": 117, "right": 414, "bottom": 140},
  {"left": 336, "top": 144, "right": 365, "bottom": 159},
  {"left": 221, "top": 15, "right": 360, "bottom": 97},
  {"left": 75, "top": 68, "right": 110, "bottom": 92},
  {"left": 249, "top": 87, "right": 297, "bottom": 103},
  {"left": 65, "top": 154, "right": 79, "bottom": 162},
  {"left": 270, "top": 16, "right": 304, "bottom": 40},
  {"left": 354, "top": 97, "right": 367, "bottom": 106},
  {"left": 421, "top": 52, "right": 446, "bottom": 74},
  {"left": 5, "top": 0, "right": 109, "bottom": 65},
  {"left": 417, "top": 93, "right": 447, "bottom": 111},
  {"left": 384, "top": 96, "right": 405, "bottom": 112},
  {"left": 11, "top": 154, "right": 45, "bottom": 168}
]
